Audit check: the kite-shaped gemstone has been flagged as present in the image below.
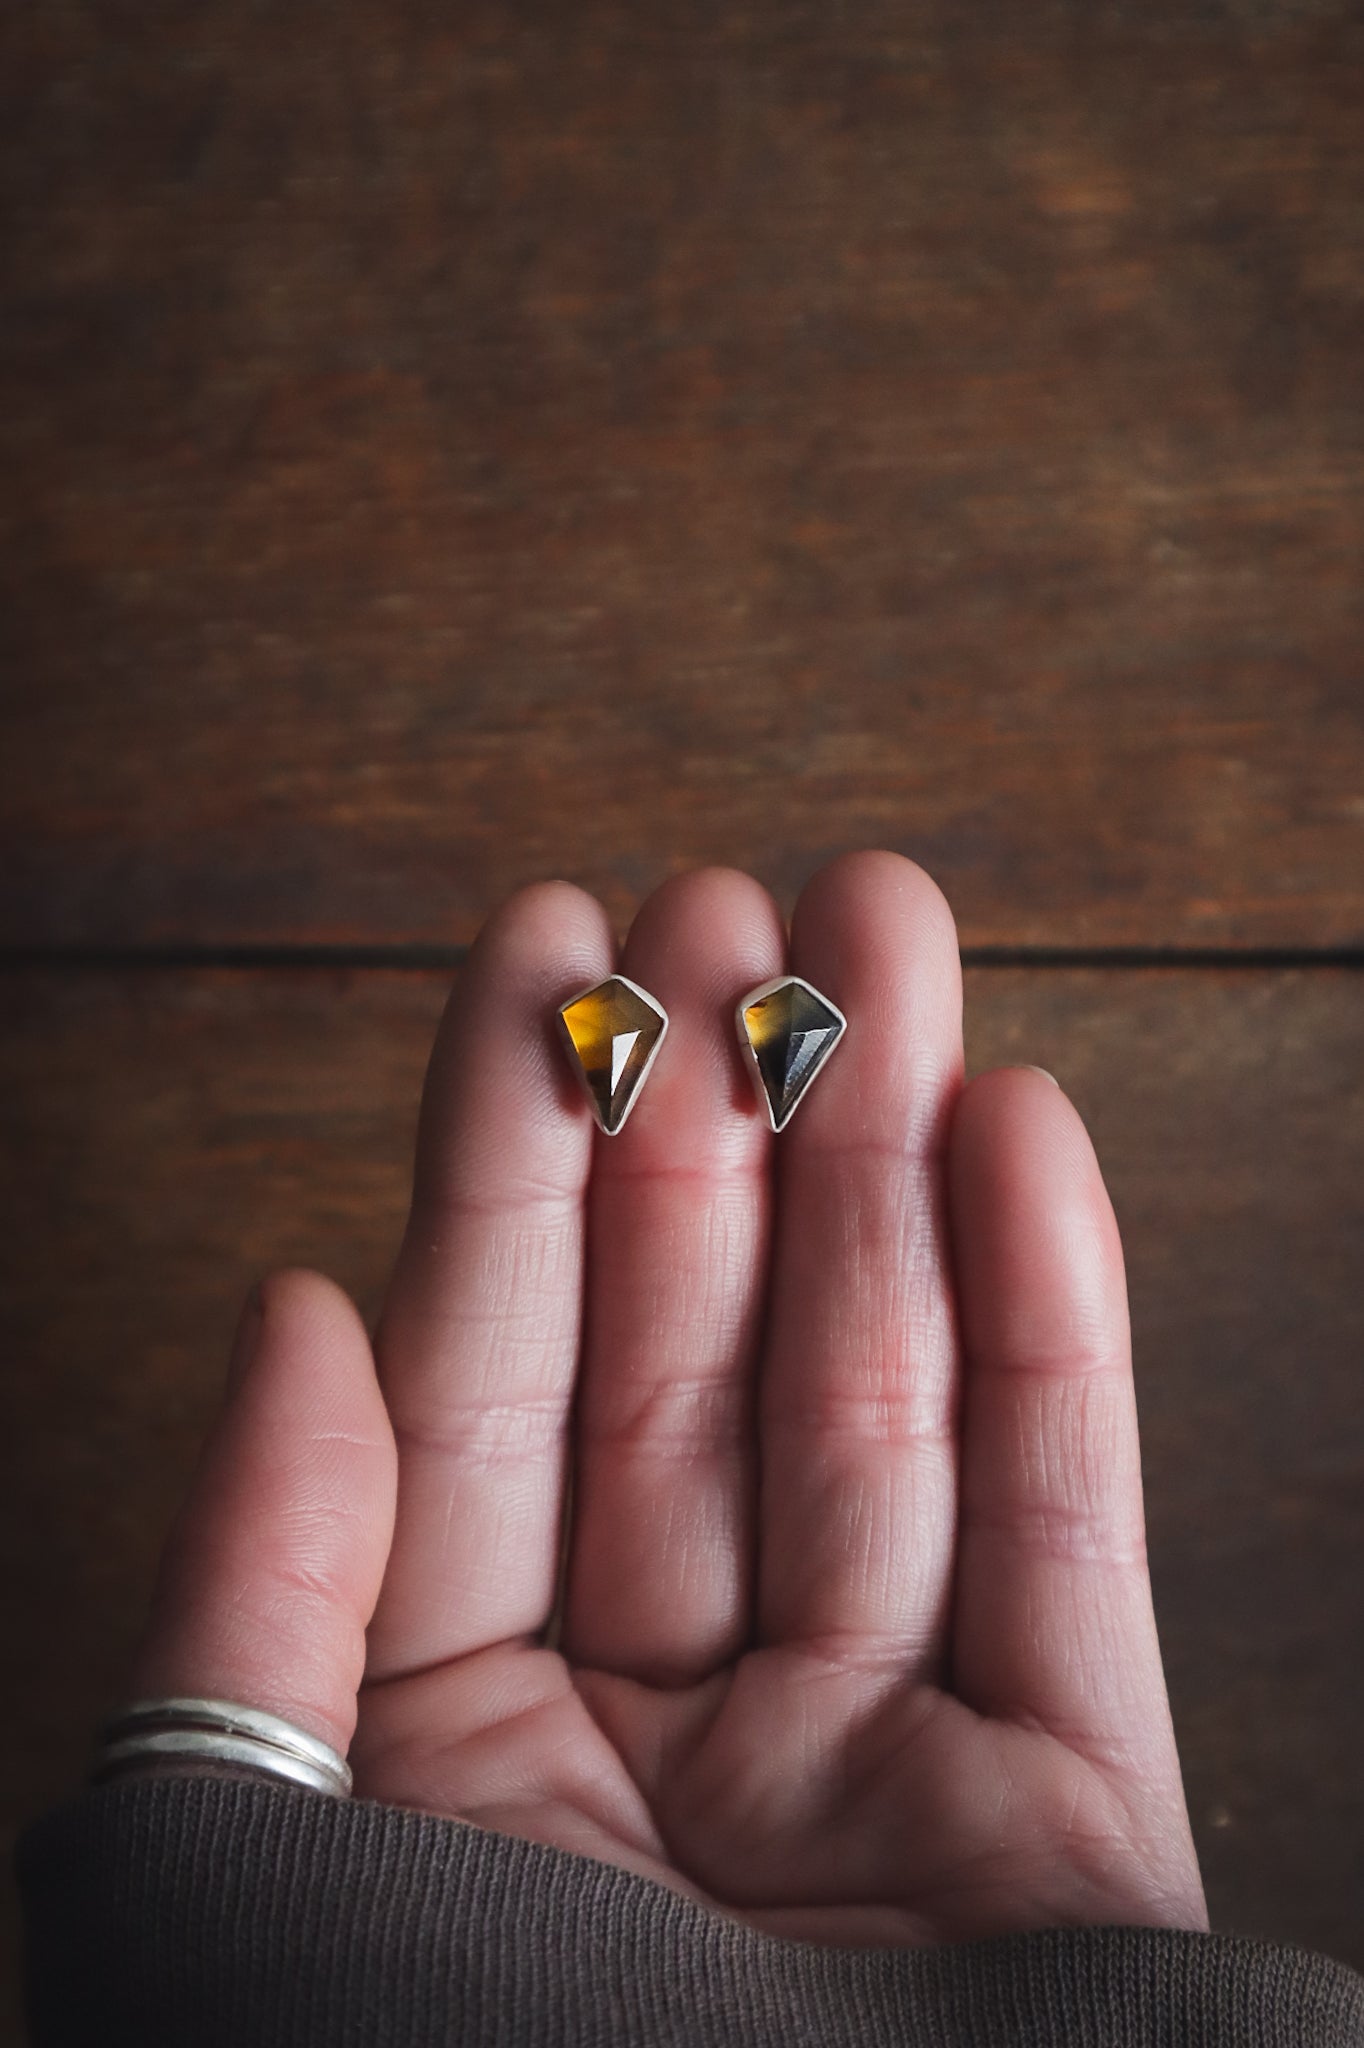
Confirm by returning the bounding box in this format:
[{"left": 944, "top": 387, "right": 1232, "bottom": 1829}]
[
  {"left": 557, "top": 975, "right": 669, "bottom": 1135},
  {"left": 736, "top": 976, "right": 846, "bottom": 1131}
]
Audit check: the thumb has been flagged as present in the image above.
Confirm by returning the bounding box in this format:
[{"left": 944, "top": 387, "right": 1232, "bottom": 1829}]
[{"left": 122, "top": 1268, "right": 398, "bottom": 1761}]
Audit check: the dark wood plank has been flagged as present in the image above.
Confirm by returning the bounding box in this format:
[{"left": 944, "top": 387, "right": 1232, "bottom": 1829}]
[
  {"left": 3, "top": 6, "right": 1363, "bottom": 947},
  {"left": 2, "top": 962, "right": 1360, "bottom": 2026},
  {"left": 0, "top": 969, "right": 434, "bottom": 2045}
]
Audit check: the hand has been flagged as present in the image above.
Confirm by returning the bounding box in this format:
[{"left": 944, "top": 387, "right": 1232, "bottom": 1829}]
[{"left": 129, "top": 853, "right": 1208, "bottom": 1946}]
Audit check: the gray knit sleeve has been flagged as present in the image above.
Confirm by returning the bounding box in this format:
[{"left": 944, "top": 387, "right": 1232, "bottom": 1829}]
[{"left": 16, "top": 1774, "right": 1364, "bottom": 2046}]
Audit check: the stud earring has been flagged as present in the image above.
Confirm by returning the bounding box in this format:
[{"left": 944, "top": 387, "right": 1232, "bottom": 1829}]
[
  {"left": 735, "top": 975, "right": 846, "bottom": 1132},
  {"left": 556, "top": 974, "right": 669, "bottom": 1135}
]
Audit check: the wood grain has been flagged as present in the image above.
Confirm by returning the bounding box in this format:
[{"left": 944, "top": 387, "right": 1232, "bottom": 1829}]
[
  {"left": 3, "top": 3, "right": 1363, "bottom": 948},
  {"left": 2, "top": 963, "right": 1360, "bottom": 2020}
]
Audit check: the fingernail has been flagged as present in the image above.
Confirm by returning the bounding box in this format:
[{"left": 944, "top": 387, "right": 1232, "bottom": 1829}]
[
  {"left": 224, "top": 1281, "right": 265, "bottom": 1398},
  {"left": 1020, "top": 1064, "right": 1060, "bottom": 1088}
]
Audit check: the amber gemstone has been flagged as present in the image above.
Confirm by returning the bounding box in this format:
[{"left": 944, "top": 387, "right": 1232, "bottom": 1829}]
[
  {"left": 557, "top": 975, "right": 668, "bottom": 1135},
  {"left": 738, "top": 976, "right": 845, "bottom": 1131}
]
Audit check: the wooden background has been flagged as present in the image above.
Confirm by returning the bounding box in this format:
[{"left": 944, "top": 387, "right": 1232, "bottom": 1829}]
[{"left": 2, "top": 0, "right": 1362, "bottom": 2030}]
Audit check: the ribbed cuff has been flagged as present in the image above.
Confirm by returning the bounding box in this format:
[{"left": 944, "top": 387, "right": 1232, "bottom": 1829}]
[{"left": 16, "top": 1774, "right": 1364, "bottom": 2046}]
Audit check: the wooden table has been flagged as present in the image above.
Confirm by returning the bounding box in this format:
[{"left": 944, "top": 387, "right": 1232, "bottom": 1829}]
[{"left": 3, "top": 2, "right": 1362, "bottom": 2031}]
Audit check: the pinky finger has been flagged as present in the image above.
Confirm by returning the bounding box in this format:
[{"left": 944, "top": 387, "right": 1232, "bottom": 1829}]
[
  {"left": 947, "top": 1069, "right": 1179, "bottom": 1783},
  {"left": 123, "top": 1269, "right": 398, "bottom": 1761}
]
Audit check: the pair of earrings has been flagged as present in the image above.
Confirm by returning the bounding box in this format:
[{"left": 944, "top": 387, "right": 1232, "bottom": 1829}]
[{"left": 556, "top": 973, "right": 847, "bottom": 1137}]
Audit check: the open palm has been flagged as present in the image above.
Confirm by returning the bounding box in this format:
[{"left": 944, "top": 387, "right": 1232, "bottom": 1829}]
[{"left": 132, "top": 854, "right": 1206, "bottom": 1947}]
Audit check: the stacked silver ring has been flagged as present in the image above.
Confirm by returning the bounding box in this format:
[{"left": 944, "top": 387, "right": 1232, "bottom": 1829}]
[{"left": 93, "top": 1696, "right": 352, "bottom": 1799}]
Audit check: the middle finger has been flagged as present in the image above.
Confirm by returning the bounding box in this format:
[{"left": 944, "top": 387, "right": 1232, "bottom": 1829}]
[{"left": 757, "top": 851, "right": 966, "bottom": 1677}]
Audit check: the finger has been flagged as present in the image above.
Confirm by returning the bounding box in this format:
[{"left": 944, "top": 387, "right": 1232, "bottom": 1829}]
[
  {"left": 365, "top": 881, "right": 612, "bottom": 1680},
  {"left": 127, "top": 1269, "right": 397, "bottom": 1757},
  {"left": 757, "top": 850, "right": 965, "bottom": 1673},
  {"left": 562, "top": 868, "right": 785, "bottom": 1684},
  {"left": 948, "top": 1068, "right": 1179, "bottom": 1773}
]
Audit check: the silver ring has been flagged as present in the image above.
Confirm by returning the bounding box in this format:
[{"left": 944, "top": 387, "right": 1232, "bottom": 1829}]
[{"left": 93, "top": 1696, "right": 352, "bottom": 1799}]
